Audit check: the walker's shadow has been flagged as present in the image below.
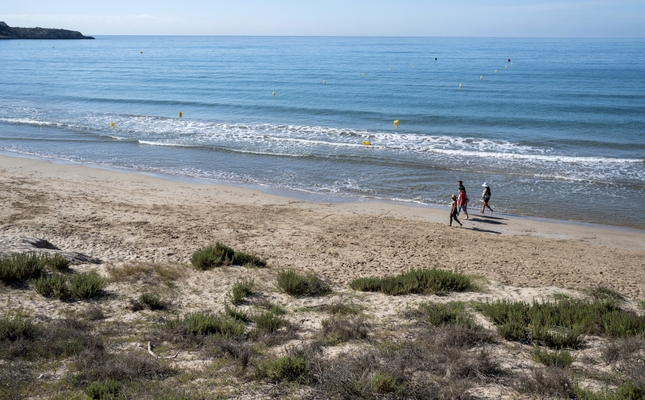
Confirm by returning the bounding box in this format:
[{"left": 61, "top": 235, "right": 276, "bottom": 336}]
[
  {"left": 467, "top": 226, "right": 501, "bottom": 234},
  {"left": 469, "top": 217, "right": 506, "bottom": 225}
]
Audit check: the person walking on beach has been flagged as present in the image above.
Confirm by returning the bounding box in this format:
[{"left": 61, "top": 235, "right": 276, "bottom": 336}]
[
  {"left": 450, "top": 194, "right": 462, "bottom": 227},
  {"left": 457, "top": 180, "right": 469, "bottom": 219},
  {"left": 481, "top": 182, "right": 493, "bottom": 214}
]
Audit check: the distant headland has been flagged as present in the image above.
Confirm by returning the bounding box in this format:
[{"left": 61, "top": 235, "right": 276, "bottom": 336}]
[{"left": 0, "top": 21, "right": 94, "bottom": 40}]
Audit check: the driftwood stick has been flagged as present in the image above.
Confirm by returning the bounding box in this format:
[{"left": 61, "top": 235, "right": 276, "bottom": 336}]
[{"left": 147, "top": 341, "right": 179, "bottom": 359}]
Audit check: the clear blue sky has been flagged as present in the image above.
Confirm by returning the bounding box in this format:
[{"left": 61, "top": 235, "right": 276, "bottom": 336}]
[{"left": 2, "top": 0, "right": 644, "bottom": 37}]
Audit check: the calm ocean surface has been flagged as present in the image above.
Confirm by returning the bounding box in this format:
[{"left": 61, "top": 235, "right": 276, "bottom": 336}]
[{"left": 1, "top": 36, "right": 644, "bottom": 228}]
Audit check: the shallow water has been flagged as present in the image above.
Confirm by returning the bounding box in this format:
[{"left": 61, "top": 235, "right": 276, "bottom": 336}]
[{"left": 1, "top": 36, "right": 644, "bottom": 227}]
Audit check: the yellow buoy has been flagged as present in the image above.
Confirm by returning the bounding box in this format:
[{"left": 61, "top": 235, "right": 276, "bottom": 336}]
[
  {"left": 459, "top": 83, "right": 463, "bottom": 89},
  {"left": 494, "top": 69, "right": 498, "bottom": 73},
  {"left": 480, "top": 76, "right": 483, "bottom": 80},
  {"left": 393, "top": 119, "right": 399, "bottom": 128},
  {"left": 504, "top": 65, "right": 508, "bottom": 69},
  {"left": 323, "top": 80, "right": 326, "bottom": 84},
  {"left": 178, "top": 111, "right": 183, "bottom": 118},
  {"left": 110, "top": 122, "right": 115, "bottom": 128},
  {"left": 362, "top": 140, "right": 371, "bottom": 146},
  {"left": 362, "top": 73, "right": 365, "bottom": 77},
  {"left": 272, "top": 92, "right": 276, "bottom": 96}
]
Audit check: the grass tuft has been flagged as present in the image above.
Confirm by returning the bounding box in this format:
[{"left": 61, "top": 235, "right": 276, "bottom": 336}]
[
  {"left": 32, "top": 274, "right": 70, "bottom": 299},
  {"left": 68, "top": 271, "right": 107, "bottom": 299},
  {"left": 252, "top": 311, "right": 287, "bottom": 335},
  {"left": 0, "top": 316, "right": 35, "bottom": 342},
  {"left": 231, "top": 279, "right": 254, "bottom": 305},
  {"left": 138, "top": 292, "right": 166, "bottom": 310},
  {"left": 46, "top": 254, "right": 70, "bottom": 272},
  {"left": 349, "top": 268, "right": 474, "bottom": 295},
  {"left": 224, "top": 303, "right": 250, "bottom": 322},
  {"left": 0, "top": 252, "right": 47, "bottom": 284},
  {"left": 321, "top": 316, "right": 369, "bottom": 345},
  {"left": 190, "top": 243, "right": 267, "bottom": 270},
  {"left": 276, "top": 269, "right": 331, "bottom": 297},
  {"left": 476, "top": 298, "right": 645, "bottom": 348},
  {"left": 256, "top": 355, "right": 307, "bottom": 383},
  {"left": 532, "top": 347, "right": 575, "bottom": 368},
  {"left": 587, "top": 286, "right": 625, "bottom": 302},
  {"left": 184, "top": 312, "right": 245, "bottom": 337},
  {"left": 84, "top": 379, "right": 123, "bottom": 400}
]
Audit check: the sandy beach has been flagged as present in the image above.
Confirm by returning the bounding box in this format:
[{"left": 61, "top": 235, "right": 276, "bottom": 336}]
[{"left": 1, "top": 154, "right": 643, "bottom": 299}]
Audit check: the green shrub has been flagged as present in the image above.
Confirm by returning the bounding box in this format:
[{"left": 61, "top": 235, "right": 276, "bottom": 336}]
[
  {"left": 68, "top": 271, "right": 107, "bottom": 299},
  {"left": 576, "top": 381, "right": 644, "bottom": 400},
  {"left": 639, "top": 300, "right": 645, "bottom": 311},
  {"left": 587, "top": 286, "right": 624, "bottom": 302},
  {"left": 0, "top": 252, "right": 47, "bottom": 284},
  {"left": 47, "top": 254, "right": 71, "bottom": 272},
  {"left": 253, "top": 311, "right": 287, "bottom": 334},
  {"left": 190, "top": 243, "right": 267, "bottom": 270},
  {"left": 532, "top": 347, "right": 575, "bottom": 368},
  {"left": 232, "top": 251, "right": 267, "bottom": 268},
  {"left": 326, "top": 302, "right": 362, "bottom": 316},
  {"left": 231, "top": 279, "right": 254, "bottom": 305},
  {"left": 415, "top": 301, "right": 475, "bottom": 327},
  {"left": 476, "top": 298, "right": 645, "bottom": 348},
  {"left": 32, "top": 274, "right": 70, "bottom": 299},
  {"left": 0, "top": 316, "right": 35, "bottom": 341},
  {"left": 256, "top": 355, "right": 307, "bottom": 382},
  {"left": 224, "top": 303, "right": 250, "bottom": 322},
  {"left": 349, "top": 268, "right": 474, "bottom": 295},
  {"left": 321, "top": 316, "right": 369, "bottom": 345},
  {"left": 85, "top": 379, "right": 123, "bottom": 400},
  {"left": 184, "top": 312, "right": 245, "bottom": 337},
  {"left": 370, "top": 373, "right": 400, "bottom": 394},
  {"left": 138, "top": 293, "right": 165, "bottom": 310},
  {"left": 191, "top": 243, "right": 235, "bottom": 270},
  {"left": 276, "top": 269, "right": 331, "bottom": 297}
]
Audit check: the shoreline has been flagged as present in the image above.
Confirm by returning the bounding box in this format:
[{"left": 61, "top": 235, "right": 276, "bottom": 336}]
[
  {"left": 2, "top": 150, "right": 643, "bottom": 236},
  {"left": 1, "top": 153, "right": 644, "bottom": 298}
]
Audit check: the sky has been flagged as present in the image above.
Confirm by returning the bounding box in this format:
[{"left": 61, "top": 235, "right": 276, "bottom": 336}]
[{"left": 1, "top": 0, "right": 644, "bottom": 37}]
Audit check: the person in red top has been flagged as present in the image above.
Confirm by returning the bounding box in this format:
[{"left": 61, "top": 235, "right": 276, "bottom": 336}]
[{"left": 457, "top": 180, "right": 469, "bottom": 219}]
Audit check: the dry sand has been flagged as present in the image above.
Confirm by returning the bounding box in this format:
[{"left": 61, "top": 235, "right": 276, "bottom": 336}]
[{"left": 1, "top": 154, "right": 644, "bottom": 299}]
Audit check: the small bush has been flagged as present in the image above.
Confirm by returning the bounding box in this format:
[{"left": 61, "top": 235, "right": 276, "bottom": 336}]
[
  {"left": 321, "top": 316, "right": 369, "bottom": 345},
  {"left": 576, "top": 381, "right": 645, "bottom": 400},
  {"left": 326, "top": 302, "right": 363, "bottom": 316},
  {"left": 532, "top": 347, "right": 575, "bottom": 368},
  {"left": 68, "top": 271, "right": 107, "bottom": 299},
  {"left": 476, "top": 298, "right": 645, "bottom": 348},
  {"left": 256, "top": 355, "right": 307, "bottom": 383},
  {"left": 85, "top": 379, "right": 123, "bottom": 400},
  {"left": 139, "top": 293, "right": 165, "bottom": 310},
  {"left": 191, "top": 243, "right": 235, "bottom": 270},
  {"left": 349, "top": 268, "right": 474, "bottom": 295},
  {"left": 231, "top": 279, "right": 254, "bottom": 305},
  {"left": 514, "top": 367, "right": 576, "bottom": 398},
  {"left": 251, "top": 298, "right": 287, "bottom": 315},
  {"left": 412, "top": 301, "right": 476, "bottom": 328},
  {"left": 46, "top": 254, "right": 70, "bottom": 272},
  {"left": 224, "top": 303, "right": 250, "bottom": 322},
  {"left": 191, "top": 243, "right": 267, "bottom": 270},
  {"left": 32, "top": 274, "right": 70, "bottom": 299},
  {"left": 253, "top": 311, "right": 287, "bottom": 335},
  {"left": 277, "top": 269, "right": 331, "bottom": 297},
  {"left": 0, "top": 252, "right": 47, "bottom": 284},
  {"left": 0, "top": 316, "right": 35, "bottom": 341},
  {"left": 184, "top": 312, "right": 245, "bottom": 337},
  {"left": 232, "top": 251, "right": 267, "bottom": 268},
  {"left": 370, "top": 373, "right": 400, "bottom": 394},
  {"left": 587, "top": 286, "right": 624, "bottom": 302}
]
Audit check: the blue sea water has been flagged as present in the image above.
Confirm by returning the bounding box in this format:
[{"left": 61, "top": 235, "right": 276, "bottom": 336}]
[{"left": 1, "top": 36, "right": 644, "bottom": 228}]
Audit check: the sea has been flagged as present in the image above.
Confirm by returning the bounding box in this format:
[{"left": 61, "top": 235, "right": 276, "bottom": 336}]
[{"left": 1, "top": 36, "right": 644, "bottom": 228}]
